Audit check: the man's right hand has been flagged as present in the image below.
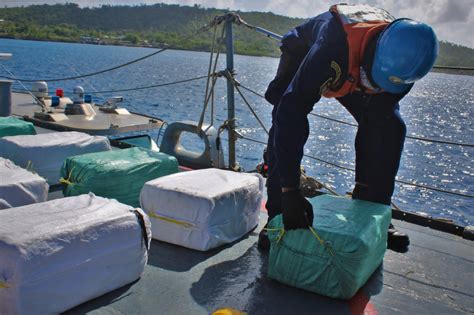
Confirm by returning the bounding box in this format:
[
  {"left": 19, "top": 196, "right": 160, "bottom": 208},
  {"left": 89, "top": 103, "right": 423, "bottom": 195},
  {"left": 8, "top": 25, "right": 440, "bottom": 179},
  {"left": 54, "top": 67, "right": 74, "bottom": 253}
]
[{"left": 281, "top": 190, "right": 314, "bottom": 230}]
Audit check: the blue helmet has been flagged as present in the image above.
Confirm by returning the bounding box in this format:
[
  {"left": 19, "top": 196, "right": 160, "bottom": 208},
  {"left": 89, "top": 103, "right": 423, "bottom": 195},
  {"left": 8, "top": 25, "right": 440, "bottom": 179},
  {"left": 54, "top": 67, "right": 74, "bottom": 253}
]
[{"left": 372, "top": 18, "right": 439, "bottom": 94}]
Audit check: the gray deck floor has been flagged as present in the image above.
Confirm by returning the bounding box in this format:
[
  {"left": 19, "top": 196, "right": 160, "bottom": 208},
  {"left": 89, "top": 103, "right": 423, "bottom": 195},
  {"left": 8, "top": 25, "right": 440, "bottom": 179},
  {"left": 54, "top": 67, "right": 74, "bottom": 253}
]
[
  {"left": 7, "top": 94, "right": 473, "bottom": 314},
  {"left": 64, "top": 212, "right": 473, "bottom": 315}
]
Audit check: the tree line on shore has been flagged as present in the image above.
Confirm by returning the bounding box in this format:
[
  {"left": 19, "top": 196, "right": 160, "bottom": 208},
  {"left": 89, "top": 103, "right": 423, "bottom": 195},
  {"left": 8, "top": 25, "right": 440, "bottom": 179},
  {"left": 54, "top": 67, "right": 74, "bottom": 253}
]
[{"left": 0, "top": 3, "right": 473, "bottom": 67}]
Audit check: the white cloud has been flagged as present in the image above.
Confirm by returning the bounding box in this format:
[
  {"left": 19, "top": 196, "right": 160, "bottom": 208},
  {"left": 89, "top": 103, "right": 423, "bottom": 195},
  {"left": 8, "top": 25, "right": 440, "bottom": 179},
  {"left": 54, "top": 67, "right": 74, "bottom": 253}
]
[{"left": 3, "top": 0, "right": 473, "bottom": 47}]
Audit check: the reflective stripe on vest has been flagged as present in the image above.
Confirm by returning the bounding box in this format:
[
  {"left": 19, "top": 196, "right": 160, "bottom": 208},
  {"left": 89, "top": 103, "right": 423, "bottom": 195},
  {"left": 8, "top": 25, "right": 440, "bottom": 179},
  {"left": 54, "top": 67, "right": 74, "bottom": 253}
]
[{"left": 322, "top": 4, "right": 394, "bottom": 98}]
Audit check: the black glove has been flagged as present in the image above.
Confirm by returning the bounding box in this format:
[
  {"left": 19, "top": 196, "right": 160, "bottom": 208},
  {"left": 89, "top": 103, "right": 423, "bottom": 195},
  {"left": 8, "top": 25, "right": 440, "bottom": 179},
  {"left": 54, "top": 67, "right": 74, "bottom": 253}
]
[{"left": 281, "top": 190, "right": 314, "bottom": 230}]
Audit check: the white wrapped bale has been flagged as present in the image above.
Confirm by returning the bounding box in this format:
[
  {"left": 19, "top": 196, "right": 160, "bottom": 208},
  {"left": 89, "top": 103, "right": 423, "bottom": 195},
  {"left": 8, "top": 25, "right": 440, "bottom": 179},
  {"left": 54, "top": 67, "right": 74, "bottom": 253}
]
[
  {"left": 0, "top": 157, "right": 48, "bottom": 209},
  {"left": 0, "top": 131, "right": 111, "bottom": 184},
  {"left": 0, "top": 194, "right": 151, "bottom": 315},
  {"left": 140, "top": 169, "right": 263, "bottom": 251}
]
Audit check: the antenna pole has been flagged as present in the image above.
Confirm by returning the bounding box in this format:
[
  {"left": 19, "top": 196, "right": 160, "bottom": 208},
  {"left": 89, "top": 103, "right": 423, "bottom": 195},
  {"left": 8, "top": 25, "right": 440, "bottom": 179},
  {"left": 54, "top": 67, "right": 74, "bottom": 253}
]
[{"left": 252, "top": 26, "right": 283, "bottom": 41}]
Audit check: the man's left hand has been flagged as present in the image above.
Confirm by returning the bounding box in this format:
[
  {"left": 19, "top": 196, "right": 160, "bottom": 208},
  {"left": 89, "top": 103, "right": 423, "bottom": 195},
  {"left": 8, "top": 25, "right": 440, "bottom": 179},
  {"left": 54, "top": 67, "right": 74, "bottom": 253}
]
[{"left": 281, "top": 190, "right": 314, "bottom": 230}]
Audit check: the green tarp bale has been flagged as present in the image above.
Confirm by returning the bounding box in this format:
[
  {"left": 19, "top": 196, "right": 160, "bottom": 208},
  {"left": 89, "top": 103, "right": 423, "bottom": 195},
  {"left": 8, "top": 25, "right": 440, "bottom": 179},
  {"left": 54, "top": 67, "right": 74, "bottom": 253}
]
[
  {"left": 268, "top": 194, "right": 391, "bottom": 299},
  {"left": 61, "top": 147, "right": 179, "bottom": 207},
  {"left": 0, "top": 117, "right": 36, "bottom": 137}
]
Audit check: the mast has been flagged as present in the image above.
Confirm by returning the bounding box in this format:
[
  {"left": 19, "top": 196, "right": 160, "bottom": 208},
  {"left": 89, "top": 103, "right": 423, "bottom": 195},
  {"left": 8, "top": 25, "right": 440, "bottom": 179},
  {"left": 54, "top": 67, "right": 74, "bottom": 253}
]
[{"left": 225, "top": 14, "right": 237, "bottom": 170}]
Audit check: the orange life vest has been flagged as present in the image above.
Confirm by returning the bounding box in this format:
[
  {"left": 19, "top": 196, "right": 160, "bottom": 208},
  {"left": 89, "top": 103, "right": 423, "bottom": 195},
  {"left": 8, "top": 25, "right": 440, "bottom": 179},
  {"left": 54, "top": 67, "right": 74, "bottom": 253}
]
[{"left": 322, "top": 4, "right": 395, "bottom": 98}]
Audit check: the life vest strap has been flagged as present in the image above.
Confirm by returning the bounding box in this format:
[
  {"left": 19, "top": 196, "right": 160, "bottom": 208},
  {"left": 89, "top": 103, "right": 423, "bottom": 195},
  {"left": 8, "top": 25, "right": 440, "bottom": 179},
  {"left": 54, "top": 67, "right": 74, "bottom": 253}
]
[{"left": 323, "top": 4, "right": 392, "bottom": 98}]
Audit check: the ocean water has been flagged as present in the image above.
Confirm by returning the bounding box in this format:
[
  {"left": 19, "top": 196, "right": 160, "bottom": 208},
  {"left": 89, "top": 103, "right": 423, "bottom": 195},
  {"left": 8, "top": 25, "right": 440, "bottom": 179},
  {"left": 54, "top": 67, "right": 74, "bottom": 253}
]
[{"left": 1, "top": 38, "right": 472, "bottom": 226}]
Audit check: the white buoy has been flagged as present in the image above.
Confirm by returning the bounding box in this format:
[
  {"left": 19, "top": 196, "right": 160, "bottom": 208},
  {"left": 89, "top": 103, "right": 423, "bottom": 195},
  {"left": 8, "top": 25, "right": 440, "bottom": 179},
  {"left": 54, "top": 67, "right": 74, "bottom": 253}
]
[
  {"left": 31, "top": 81, "right": 48, "bottom": 98},
  {"left": 73, "top": 86, "right": 84, "bottom": 104}
]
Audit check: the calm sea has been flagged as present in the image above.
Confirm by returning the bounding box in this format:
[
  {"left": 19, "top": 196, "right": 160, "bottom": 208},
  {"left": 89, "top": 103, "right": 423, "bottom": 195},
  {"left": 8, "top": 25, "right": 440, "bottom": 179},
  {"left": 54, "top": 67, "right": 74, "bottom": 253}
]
[{"left": 1, "top": 38, "right": 472, "bottom": 226}]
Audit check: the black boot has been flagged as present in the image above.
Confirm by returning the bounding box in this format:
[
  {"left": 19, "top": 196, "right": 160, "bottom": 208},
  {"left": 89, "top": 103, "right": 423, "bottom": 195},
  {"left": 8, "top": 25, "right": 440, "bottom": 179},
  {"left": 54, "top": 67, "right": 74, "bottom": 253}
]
[
  {"left": 257, "top": 225, "right": 270, "bottom": 252},
  {"left": 387, "top": 223, "right": 410, "bottom": 252}
]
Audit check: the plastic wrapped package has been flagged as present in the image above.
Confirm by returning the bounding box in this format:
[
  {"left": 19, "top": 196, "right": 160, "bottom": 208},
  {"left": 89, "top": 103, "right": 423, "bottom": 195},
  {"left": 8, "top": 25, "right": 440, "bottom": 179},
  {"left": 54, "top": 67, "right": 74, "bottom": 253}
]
[
  {"left": 140, "top": 169, "right": 264, "bottom": 251},
  {"left": 0, "top": 117, "right": 36, "bottom": 138},
  {"left": 267, "top": 195, "right": 391, "bottom": 299},
  {"left": 0, "top": 157, "right": 48, "bottom": 209},
  {"left": 0, "top": 131, "right": 111, "bottom": 184},
  {"left": 61, "top": 147, "right": 179, "bottom": 207},
  {"left": 0, "top": 193, "right": 151, "bottom": 315}
]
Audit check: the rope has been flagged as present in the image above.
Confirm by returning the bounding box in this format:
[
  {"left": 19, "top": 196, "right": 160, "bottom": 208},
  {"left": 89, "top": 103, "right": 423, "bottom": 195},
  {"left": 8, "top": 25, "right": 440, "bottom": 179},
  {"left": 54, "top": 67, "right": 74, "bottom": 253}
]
[
  {"left": 236, "top": 133, "right": 354, "bottom": 171},
  {"left": 309, "top": 113, "right": 357, "bottom": 127},
  {"left": 311, "top": 178, "right": 339, "bottom": 196},
  {"left": 233, "top": 78, "right": 342, "bottom": 193},
  {"left": 237, "top": 83, "right": 474, "bottom": 148},
  {"left": 395, "top": 179, "right": 473, "bottom": 198},
  {"left": 0, "top": 21, "right": 217, "bottom": 83},
  {"left": 0, "top": 64, "right": 43, "bottom": 106},
  {"left": 12, "top": 75, "right": 210, "bottom": 95},
  {"left": 198, "top": 23, "right": 226, "bottom": 129},
  {"left": 147, "top": 211, "right": 194, "bottom": 228},
  {"left": 239, "top": 84, "right": 266, "bottom": 98},
  {"left": 233, "top": 16, "right": 474, "bottom": 72},
  {"left": 197, "top": 50, "right": 474, "bottom": 199},
  {"left": 0, "top": 281, "right": 10, "bottom": 289},
  {"left": 265, "top": 227, "right": 334, "bottom": 256},
  {"left": 309, "top": 113, "right": 474, "bottom": 148},
  {"left": 203, "top": 25, "right": 218, "bottom": 127},
  {"left": 232, "top": 79, "right": 270, "bottom": 135},
  {"left": 88, "top": 75, "right": 209, "bottom": 94},
  {"left": 0, "top": 48, "right": 169, "bottom": 82},
  {"left": 236, "top": 133, "right": 474, "bottom": 199},
  {"left": 59, "top": 167, "right": 75, "bottom": 186},
  {"left": 65, "top": 61, "right": 106, "bottom": 101}
]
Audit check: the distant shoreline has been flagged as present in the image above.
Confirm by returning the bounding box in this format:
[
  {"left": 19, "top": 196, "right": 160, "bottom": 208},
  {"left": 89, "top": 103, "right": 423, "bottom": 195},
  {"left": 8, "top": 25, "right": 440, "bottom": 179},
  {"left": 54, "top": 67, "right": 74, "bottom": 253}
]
[
  {"left": 0, "top": 35, "right": 170, "bottom": 50},
  {"left": 0, "top": 36, "right": 278, "bottom": 58},
  {"left": 0, "top": 36, "right": 279, "bottom": 58},
  {"left": 2, "top": 37, "right": 473, "bottom": 75}
]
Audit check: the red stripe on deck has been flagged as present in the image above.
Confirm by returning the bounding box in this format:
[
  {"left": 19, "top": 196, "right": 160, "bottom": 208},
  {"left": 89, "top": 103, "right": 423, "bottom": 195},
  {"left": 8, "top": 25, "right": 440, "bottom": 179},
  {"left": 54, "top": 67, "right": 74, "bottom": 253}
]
[
  {"left": 348, "top": 291, "right": 378, "bottom": 315},
  {"left": 178, "top": 165, "right": 194, "bottom": 172}
]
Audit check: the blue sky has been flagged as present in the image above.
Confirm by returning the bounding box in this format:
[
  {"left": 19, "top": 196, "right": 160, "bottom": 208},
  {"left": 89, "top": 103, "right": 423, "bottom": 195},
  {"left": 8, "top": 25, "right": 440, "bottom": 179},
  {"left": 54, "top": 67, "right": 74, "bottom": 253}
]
[{"left": 3, "top": 0, "right": 474, "bottom": 48}]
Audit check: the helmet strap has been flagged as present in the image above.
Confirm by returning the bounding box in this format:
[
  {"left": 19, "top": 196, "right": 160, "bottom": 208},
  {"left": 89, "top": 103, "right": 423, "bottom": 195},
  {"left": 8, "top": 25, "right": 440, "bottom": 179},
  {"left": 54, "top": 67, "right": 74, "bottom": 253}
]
[{"left": 362, "top": 33, "right": 381, "bottom": 89}]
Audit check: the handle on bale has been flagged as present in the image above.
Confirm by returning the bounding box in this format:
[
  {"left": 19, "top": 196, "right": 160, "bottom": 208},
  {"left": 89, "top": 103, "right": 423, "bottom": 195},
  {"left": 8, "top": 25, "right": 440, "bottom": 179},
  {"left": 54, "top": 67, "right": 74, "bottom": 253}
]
[
  {"left": 147, "top": 211, "right": 195, "bottom": 228},
  {"left": 59, "top": 166, "right": 75, "bottom": 186},
  {"left": 0, "top": 281, "right": 10, "bottom": 289},
  {"left": 265, "top": 226, "right": 334, "bottom": 256}
]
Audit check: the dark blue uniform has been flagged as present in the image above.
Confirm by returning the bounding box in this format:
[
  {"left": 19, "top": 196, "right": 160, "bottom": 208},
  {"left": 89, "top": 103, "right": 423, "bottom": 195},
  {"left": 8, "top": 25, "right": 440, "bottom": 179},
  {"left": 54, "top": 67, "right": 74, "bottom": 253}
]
[{"left": 265, "top": 11, "right": 411, "bottom": 219}]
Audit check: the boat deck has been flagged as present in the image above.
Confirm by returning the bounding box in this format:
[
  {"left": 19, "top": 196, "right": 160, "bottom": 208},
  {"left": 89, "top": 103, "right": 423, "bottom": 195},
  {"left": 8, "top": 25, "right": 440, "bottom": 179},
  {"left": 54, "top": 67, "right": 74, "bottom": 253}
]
[
  {"left": 6, "top": 93, "right": 473, "bottom": 314},
  {"left": 57, "top": 210, "right": 472, "bottom": 315}
]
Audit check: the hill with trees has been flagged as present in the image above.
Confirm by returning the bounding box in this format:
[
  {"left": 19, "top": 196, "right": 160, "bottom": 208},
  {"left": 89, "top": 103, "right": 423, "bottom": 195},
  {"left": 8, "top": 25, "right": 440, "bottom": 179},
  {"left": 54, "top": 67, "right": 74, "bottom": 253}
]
[{"left": 1, "top": 3, "right": 473, "bottom": 67}]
